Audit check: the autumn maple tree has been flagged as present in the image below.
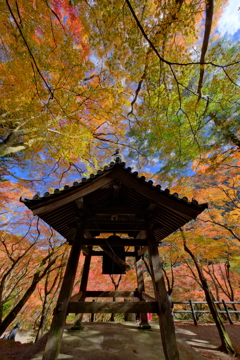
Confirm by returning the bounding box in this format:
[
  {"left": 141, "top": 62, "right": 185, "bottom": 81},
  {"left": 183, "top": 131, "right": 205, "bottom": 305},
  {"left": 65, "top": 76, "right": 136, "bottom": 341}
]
[
  {"left": 150, "top": 152, "right": 239, "bottom": 354},
  {"left": 0, "top": 181, "right": 69, "bottom": 336},
  {"left": 0, "top": 220, "right": 68, "bottom": 336},
  {"left": 180, "top": 228, "right": 237, "bottom": 355},
  {"left": 0, "top": 0, "right": 239, "bottom": 178},
  {"left": 34, "top": 249, "right": 68, "bottom": 341},
  {"left": 0, "top": 0, "right": 128, "bottom": 175},
  {"left": 0, "top": 2, "right": 239, "bottom": 357}
]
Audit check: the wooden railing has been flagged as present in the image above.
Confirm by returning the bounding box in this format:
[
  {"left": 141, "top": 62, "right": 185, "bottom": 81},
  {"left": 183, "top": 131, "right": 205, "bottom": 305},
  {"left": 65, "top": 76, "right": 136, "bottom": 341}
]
[{"left": 173, "top": 300, "right": 240, "bottom": 325}]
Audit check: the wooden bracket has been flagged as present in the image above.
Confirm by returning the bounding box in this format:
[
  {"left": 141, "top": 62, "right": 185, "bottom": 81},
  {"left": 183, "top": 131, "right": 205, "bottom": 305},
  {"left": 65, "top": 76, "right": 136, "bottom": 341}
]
[
  {"left": 145, "top": 202, "right": 157, "bottom": 220},
  {"left": 82, "top": 246, "right": 90, "bottom": 256},
  {"left": 137, "top": 246, "right": 148, "bottom": 256},
  {"left": 70, "top": 291, "right": 83, "bottom": 302}
]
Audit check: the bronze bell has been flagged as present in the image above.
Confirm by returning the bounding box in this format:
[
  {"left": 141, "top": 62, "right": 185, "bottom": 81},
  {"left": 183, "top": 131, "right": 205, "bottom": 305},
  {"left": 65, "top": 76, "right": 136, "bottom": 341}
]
[{"left": 102, "top": 235, "right": 125, "bottom": 274}]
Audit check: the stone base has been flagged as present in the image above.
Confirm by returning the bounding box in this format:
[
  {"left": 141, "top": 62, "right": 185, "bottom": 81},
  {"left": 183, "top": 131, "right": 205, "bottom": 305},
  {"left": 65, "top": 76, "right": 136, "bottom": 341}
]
[
  {"left": 139, "top": 322, "right": 152, "bottom": 330},
  {"left": 70, "top": 324, "right": 84, "bottom": 331}
]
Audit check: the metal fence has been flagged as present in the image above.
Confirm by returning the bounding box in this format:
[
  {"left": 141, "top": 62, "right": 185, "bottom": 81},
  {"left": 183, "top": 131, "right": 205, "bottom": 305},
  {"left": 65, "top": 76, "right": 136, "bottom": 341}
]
[{"left": 173, "top": 300, "right": 240, "bottom": 325}]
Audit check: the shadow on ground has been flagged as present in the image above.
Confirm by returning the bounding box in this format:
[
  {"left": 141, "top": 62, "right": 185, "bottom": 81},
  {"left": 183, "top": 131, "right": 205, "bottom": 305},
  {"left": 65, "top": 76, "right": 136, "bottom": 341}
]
[
  {"left": 175, "top": 322, "right": 240, "bottom": 360},
  {"left": 22, "top": 322, "right": 204, "bottom": 360}
]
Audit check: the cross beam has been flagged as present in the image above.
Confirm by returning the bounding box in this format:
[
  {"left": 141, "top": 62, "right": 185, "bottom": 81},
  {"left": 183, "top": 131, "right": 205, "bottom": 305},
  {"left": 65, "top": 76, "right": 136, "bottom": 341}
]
[{"left": 68, "top": 301, "right": 158, "bottom": 314}]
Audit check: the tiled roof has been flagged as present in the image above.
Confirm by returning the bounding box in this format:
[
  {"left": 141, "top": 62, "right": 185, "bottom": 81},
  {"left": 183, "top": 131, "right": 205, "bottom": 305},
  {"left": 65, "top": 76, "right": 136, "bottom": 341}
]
[
  {"left": 20, "top": 158, "right": 208, "bottom": 244},
  {"left": 20, "top": 158, "right": 205, "bottom": 210}
]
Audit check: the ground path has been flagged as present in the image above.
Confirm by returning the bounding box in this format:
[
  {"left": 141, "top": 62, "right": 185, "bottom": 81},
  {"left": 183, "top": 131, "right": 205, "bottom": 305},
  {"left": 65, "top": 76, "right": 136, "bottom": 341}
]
[
  {"left": 176, "top": 321, "right": 240, "bottom": 360},
  {"left": 1, "top": 321, "right": 239, "bottom": 360}
]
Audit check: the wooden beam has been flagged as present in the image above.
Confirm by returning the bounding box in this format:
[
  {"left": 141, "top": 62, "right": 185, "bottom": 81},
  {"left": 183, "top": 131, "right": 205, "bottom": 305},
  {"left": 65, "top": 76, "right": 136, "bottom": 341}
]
[
  {"left": 75, "top": 244, "right": 92, "bottom": 309},
  {"left": 142, "top": 292, "right": 156, "bottom": 302},
  {"left": 91, "top": 207, "right": 144, "bottom": 217},
  {"left": 135, "top": 251, "right": 149, "bottom": 326},
  {"left": 68, "top": 301, "right": 158, "bottom": 314},
  {"left": 136, "top": 258, "right": 145, "bottom": 295},
  {"left": 82, "top": 238, "right": 148, "bottom": 246},
  {"left": 74, "top": 247, "right": 91, "bottom": 322},
  {"left": 85, "top": 251, "right": 136, "bottom": 257},
  {"left": 113, "top": 179, "right": 121, "bottom": 201},
  {"left": 42, "top": 220, "right": 85, "bottom": 360},
  {"left": 79, "top": 248, "right": 92, "bottom": 295},
  {"left": 72, "top": 246, "right": 92, "bottom": 328},
  {"left": 147, "top": 222, "right": 180, "bottom": 360},
  {"left": 85, "top": 291, "right": 137, "bottom": 298},
  {"left": 85, "top": 222, "right": 147, "bottom": 232}
]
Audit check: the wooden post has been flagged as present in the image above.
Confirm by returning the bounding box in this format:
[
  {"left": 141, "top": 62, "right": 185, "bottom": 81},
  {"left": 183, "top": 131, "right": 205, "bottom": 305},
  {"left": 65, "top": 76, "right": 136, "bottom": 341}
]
[
  {"left": 135, "top": 248, "right": 151, "bottom": 329},
  {"left": 189, "top": 299, "right": 198, "bottom": 326},
  {"left": 42, "top": 220, "right": 84, "bottom": 360},
  {"left": 71, "top": 246, "right": 92, "bottom": 329},
  {"left": 147, "top": 222, "right": 180, "bottom": 360},
  {"left": 90, "top": 300, "right": 95, "bottom": 322}
]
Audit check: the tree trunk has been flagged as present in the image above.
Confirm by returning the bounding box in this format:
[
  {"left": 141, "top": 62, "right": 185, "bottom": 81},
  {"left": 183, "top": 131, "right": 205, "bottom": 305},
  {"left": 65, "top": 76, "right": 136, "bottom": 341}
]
[
  {"left": 0, "top": 128, "right": 27, "bottom": 157},
  {"left": 181, "top": 229, "right": 237, "bottom": 356},
  {"left": 0, "top": 258, "right": 55, "bottom": 336},
  {"left": 0, "top": 283, "right": 4, "bottom": 325},
  {"left": 36, "top": 314, "right": 47, "bottom": 342}
]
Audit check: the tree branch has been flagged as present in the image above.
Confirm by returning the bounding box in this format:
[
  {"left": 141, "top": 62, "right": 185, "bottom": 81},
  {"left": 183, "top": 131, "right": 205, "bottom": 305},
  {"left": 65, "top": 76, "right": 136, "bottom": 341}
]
[
  {"left": 201, "top": 219, "right": 240, "bottom": 242},
  {"left": 197, "top": 0, "right": 214, "bottom": 98},
  {"left": 5, "top": 0, "right": 54, "bottom": 99}
]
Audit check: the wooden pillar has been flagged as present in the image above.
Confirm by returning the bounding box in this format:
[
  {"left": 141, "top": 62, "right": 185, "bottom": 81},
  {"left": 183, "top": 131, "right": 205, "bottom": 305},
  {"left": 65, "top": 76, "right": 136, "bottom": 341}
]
[
  {"left": 71, "top": 246, "right": 92, "bottom": 329},
  {"left": 135, "top": 247, "right": 151, "bottom": 329},
  {"left": 90, "top": 300, "right": 95, "bottom": 322},
  {"left": 42, "top": 220, "right": 84, "bottom": 360},
  {"left": 147, "top": 223, "right": 180, "bottom": 360}
]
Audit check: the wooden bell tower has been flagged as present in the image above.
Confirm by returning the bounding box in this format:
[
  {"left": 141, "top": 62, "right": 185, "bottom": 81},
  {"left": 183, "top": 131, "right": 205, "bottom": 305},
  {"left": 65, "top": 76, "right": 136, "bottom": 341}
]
[{"left": 21, "top": 156, "right": 207, "bottom": 360}]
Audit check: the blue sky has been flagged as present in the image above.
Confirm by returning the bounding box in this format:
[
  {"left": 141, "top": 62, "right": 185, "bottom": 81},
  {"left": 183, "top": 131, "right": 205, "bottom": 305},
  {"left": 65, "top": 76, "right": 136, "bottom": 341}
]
[{"left": 218, "top": 0, "right": 240, "bottom": 38}]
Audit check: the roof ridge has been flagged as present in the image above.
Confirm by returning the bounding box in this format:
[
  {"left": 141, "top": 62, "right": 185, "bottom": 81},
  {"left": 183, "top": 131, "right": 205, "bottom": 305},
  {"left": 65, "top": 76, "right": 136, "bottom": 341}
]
[{"left": 20, "top": 158, "right": 207, "bottom": 210}]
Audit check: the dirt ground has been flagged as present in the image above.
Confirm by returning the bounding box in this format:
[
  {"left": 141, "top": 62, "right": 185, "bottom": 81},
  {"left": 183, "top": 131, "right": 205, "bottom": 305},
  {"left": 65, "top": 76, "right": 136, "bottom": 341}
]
[
  {"left": 175, "top": 321, "right": 240, "bottom": 360},
  {"left": 0, "top": 321, "right": 239, "bottom": 360}
]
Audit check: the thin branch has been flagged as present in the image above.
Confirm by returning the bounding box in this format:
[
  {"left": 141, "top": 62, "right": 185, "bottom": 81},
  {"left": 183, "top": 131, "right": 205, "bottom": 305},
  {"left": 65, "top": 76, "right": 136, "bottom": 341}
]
[
  {"left": 15, "top": 0, "right": 22, "bottom": 27},
  {"left": 5, "top": 0, "right": 54, "bottom": 99},
  {"left": 222, "top": 68, "right": 240, "bottom": 88},
  {"left": 125, "top": 0, "right": 240, "bottom": 71},
  {"left": 45, "top": 0, "right": 67, "bottom": 35},
  {"left": 125, "top": 0, "right": 172, "bottom": 66},
  {"left": 215, "top": 185, "right": 240, "bottom": 209},
  {"left": 201, "top": 219, "right": 240, "bottom": 241}
]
